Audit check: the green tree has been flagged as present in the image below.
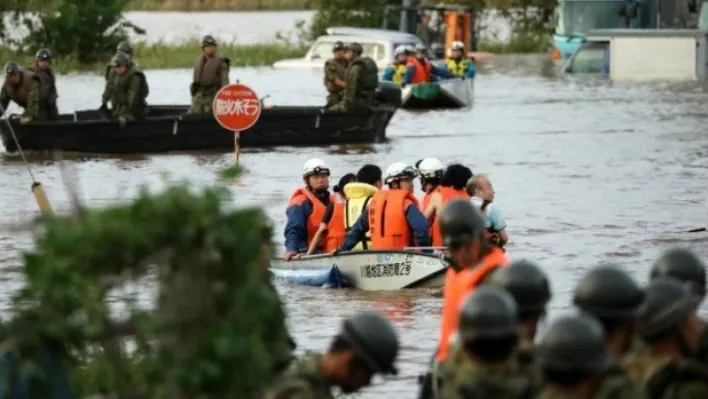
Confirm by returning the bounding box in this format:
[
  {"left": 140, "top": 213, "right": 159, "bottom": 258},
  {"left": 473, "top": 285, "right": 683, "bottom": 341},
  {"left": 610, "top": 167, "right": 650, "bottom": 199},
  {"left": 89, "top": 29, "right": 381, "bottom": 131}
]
[
  {"left": 13, "top": 0, "right": 145, "bottom": 64},
  {"left": 309, "top": 0, "right": 400, "bottom": 39}
]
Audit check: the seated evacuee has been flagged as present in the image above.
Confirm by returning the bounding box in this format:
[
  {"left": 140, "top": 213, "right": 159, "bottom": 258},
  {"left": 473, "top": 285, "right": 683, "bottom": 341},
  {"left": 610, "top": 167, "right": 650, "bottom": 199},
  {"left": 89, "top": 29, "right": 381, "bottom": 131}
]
[
  {"left": 109, "top": 52, "right": 149, "bottom": 127},
  {"left": 381, "top": 45, "right": 410, "bottom": 83},
  {"left": 283, "top": 158, "right": 333, "bottom": 260},
  {"left": 467, "top": 174, "right": 508, "bottom": 248},
  {"left": 337, "top": 162, "right": 431, "bottom": 251},
  {"left": 306, "top": 173, "right": 357, "bottom": 255},
  {"left": 404, "top": 43, "right": 453, "bottom": 85},
  {"left": 342, "top": 164, "right": 383, "bottom": 251},
  {"left": 423, "top": 164, "right": 473, "bottom": 247},
  {"left": 0, "top": 61, "right": 48, "bottom": 124},
  {"left": 443, "top": 40, "right": 476, "bottom": 79}
]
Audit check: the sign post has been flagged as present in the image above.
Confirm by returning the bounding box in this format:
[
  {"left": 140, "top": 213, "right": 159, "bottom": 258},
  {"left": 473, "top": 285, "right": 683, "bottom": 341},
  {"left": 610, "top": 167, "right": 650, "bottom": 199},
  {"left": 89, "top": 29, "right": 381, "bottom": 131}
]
[{"left": 212, "top": 83, "right": 262, "bottom": 164}]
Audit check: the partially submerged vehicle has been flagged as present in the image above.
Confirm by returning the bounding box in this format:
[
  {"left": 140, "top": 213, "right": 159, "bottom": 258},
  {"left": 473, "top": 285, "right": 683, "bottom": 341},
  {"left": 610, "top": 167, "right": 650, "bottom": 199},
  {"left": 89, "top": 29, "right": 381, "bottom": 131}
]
[
  {"left": 272, "top": 27, "right": 435, "bottom": 70},
  {"left": 269, "top": 250, "right": 447, "bottom": 291}
]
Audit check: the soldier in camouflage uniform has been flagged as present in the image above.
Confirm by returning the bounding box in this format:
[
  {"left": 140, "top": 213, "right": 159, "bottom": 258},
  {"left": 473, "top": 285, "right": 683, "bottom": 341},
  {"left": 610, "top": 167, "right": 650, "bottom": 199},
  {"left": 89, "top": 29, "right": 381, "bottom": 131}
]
[
  {"left": 0, "top": 61, "right": 48, "bottom": 124},
  {"left": 323, "top": 41, "right": 347, "bottom": 107},
  {"left": 329, "top": 42, "right": 378, "bottom": 113},
  {"left": 536, "top": 313, "right": 647, "bottom": 398},
  {"left": 489, "top": 260, "right": 551, "bottom": 381},
  {"left": 110, "top": 52, "right": 149, "bottom": 126},
  {"left": 27, "top": 48, "right": 59, "bottom": 120},
  {"left": 189, "top": 35, "right": 230, "bottom": 114},
  {"left": 101, "top": 41, "right": 134, "bottom": 112},
  {"left": 623, "top": 278, "right": 708, "bottom": 398},
  {"left": 440, "top": 286, "right": 533, "bottom": 399},
  {"left": 649, "top": 247, "right": 708, "bottom": 366},
  {"left": 263, "top": 311, "right": 399, "bottom": 399}
]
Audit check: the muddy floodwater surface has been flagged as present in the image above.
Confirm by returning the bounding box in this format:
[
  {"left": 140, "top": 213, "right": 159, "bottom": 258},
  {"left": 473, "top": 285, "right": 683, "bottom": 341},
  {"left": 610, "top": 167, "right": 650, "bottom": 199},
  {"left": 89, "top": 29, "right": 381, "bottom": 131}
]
[{"left": 1, "top": 54, "right": 707, "bottom": 396}]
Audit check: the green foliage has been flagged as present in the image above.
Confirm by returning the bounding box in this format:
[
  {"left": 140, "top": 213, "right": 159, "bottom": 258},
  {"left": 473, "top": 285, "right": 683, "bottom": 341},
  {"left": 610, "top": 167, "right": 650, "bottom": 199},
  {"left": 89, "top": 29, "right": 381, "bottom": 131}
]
[
  {"left": 3, "top": 171, "right": 291, "bottom": 397},
  {"left": 309, "top": 0, "right": 400, "bottom": 39},
  {"left": 7, "top": 0, "right": 145, "bottom": 65}
]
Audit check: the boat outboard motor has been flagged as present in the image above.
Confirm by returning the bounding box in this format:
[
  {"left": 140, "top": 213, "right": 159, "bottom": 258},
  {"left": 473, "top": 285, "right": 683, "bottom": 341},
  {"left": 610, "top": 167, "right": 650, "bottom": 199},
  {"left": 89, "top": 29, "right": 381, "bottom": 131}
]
[{"left": 375, "top": 82, "right": 402, "bottom": 108}]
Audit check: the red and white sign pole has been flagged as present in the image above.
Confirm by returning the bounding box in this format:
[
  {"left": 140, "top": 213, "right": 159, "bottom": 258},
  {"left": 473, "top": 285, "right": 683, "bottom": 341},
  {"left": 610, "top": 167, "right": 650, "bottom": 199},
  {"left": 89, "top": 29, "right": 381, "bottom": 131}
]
[{"left": 212, "top": 83, "right": 262, "bottom": 164}]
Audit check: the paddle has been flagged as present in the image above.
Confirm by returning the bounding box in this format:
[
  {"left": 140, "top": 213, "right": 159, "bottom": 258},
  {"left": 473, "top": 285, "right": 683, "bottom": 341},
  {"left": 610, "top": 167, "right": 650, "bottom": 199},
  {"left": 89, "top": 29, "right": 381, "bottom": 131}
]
[
  {"left": 0, "top": 103, "right": 53, "bottom": 214},
  {"left": 684, "top": 227, "right": 707, "bottom": 233}
]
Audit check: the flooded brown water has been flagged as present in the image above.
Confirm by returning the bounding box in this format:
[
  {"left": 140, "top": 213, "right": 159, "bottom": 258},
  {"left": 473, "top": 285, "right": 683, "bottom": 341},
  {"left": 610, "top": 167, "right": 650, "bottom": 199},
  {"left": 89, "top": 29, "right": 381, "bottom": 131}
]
[{"left": 1, "top": 54, "right": 708, "bottom": 396}]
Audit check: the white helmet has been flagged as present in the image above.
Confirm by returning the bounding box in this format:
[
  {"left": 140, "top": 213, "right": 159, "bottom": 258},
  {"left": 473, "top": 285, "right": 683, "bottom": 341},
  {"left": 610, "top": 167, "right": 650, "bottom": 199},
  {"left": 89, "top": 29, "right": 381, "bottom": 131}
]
[
  {"left": 416, "top": 157, "right": 444, "bottom": 178},
  {"left": 302, "top": 158, "right": 330, "bottom": 177},
  {"left": 384, "top": 162, "right": 418, "bottom": 184},
  {"left": 405, "top": 44, "right": 416, "bottom": 53},
  {"left": 450, "top": 40, "right": 465, "bottom": 51},
  {"left": 394, "top": 45, "right": 408, "bottom": 56}
]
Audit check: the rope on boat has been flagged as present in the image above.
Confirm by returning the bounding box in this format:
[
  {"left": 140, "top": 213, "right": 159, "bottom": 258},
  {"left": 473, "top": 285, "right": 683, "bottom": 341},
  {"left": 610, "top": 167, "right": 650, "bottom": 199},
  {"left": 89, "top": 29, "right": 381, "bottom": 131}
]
[{"left": 0, "top": 103, "right": 53, "bottom": 214}]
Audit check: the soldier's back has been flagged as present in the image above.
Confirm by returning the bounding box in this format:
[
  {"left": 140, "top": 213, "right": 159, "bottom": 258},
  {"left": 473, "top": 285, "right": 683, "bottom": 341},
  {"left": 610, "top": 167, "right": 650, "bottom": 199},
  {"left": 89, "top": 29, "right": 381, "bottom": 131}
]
[
  {"left": 594, "top": 368, "right": 647, "bottom": 399},
  {"left": 442, "top": 355, "right": 532, "bottom": 399},
  {"left": 263, "top": 352, "right": 333, "bottom": 399},
  {"left": 623, "top": 354, "right": 708, "bottom": 399}
]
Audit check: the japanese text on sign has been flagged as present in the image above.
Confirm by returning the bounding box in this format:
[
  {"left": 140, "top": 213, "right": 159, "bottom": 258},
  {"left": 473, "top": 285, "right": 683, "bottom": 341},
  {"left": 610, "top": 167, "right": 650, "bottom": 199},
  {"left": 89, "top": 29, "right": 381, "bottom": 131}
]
[{"left": 214, "top": 98, "right": 260, "bottom": 117}]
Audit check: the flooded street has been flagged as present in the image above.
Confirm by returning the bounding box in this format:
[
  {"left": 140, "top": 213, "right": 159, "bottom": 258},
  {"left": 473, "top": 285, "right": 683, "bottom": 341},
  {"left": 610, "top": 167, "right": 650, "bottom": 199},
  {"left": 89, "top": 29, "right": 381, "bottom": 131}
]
[{"left": 1, "top": 54, "right": 708, "bottom": 396}]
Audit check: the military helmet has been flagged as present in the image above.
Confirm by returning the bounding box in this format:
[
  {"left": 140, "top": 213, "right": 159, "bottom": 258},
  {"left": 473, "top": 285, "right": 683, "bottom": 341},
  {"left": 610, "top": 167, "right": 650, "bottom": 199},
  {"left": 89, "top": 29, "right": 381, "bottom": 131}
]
[
  {"left": 573, "top": 264, "right": 644, "bottom": 320},
  {"left": 35, "top": 48, "right": 52, "bottom": 61},
  {"left": 4, "top": 61, "right": 21, "bottom": 75},
  {"left": 339, "top": 311, "right": 399, "bottom": 375},
  {"left": 439, "top": 199, "right": 486, "bottom": 248},
  {"left": 116, "top": 41, "right": 133, "bottom": 56},
  {"left": 113, "top": 52, "right": 132, "bottom": 67},
  {"left": 202, "top": 34, "right": 217, "bottom": 47},
  {"left": 651, "top": 248, "right": 706, "bottom": 297},
  {"left": 637, "top": 277, "right": 702, "bottom": 339},
  {"left": 332, "top": 41, "right": 345, "bottom": 52},
  {"left": 458, "top": 286, "right": 518, "bottom": 342},
  {"left": 490, "top": 259, "right": 552, "bottom": 315},
  {"left": 536, "top": 313, "right": 612, "bottom": 374},
  {"left": 345, "top": 42, "right": 363, "bottom": 54}
]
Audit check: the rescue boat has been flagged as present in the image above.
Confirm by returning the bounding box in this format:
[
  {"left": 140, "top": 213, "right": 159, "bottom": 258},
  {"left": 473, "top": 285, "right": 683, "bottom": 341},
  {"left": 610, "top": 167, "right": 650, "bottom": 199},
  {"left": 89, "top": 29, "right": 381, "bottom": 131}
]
[
  {"left": 400, "top": 78, "right": 474, "bottom": 110},
  {"left": 269, "top": 249, "right": 447, "bottom": 291}
]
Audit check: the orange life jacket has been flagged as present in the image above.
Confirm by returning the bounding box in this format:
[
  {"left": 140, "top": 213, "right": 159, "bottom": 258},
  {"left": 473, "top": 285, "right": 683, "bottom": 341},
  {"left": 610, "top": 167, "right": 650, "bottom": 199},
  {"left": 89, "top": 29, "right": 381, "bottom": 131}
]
[
  {"left": 287, "top": 188, "right": 332, "bottom": 252},
  {"left": 406, "top": 57, "right": 432, "bottom": 84},
  {"left": 368, "top": 189, "right": 420, "bottom": 250},
  {"left": 421, "top": 190, "right": 434, "bottom": 211},
  {"left": 430, "top": 186, "right": 470, "bottom": 247},
  {"left": 324, "top": 194, "right": 346, "bottom": 252},
  {"left": 436, "top": 246, "right": 509, "bottom": 362}
]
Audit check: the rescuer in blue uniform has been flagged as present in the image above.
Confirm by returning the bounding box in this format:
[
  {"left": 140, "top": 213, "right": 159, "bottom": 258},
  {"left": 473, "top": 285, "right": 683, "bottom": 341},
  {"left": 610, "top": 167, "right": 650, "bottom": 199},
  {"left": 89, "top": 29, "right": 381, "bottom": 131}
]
[
  {"left": 443, "top": 41, "right": 476, "bottom": 79},
  {"left": 381, "top": 45, "right": 411, "bottom": 83}
]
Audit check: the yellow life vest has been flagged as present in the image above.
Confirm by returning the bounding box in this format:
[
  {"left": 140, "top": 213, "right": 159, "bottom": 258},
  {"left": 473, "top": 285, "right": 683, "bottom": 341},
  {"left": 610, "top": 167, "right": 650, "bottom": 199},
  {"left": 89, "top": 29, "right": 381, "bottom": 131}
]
[
  {"left": 445, "top": 58, "right": 470, "bottom": 77},
  {"left": 343, "top": 182, "right": 378, "bottom": 250},
  {"left": 388, "top": 63, "right": 407, "bottom": 83}
]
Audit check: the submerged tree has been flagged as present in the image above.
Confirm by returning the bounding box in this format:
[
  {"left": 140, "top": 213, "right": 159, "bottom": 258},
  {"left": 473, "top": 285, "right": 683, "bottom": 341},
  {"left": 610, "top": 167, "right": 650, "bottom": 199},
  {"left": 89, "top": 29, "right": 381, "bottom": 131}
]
[{"left": 0, "top": 168, "right": 292, "bottom": 397}]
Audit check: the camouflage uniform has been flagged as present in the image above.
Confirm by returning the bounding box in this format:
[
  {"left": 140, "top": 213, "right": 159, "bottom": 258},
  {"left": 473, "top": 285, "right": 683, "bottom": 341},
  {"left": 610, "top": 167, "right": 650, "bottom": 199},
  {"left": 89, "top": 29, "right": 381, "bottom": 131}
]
[
  {"left": 323, "top": 57, "right": 347, "bottom": 107},
  {"left": 329, "top": 56, "right": 378, "bottom": 113},
  {"left": 623, "top": 355, "right": 708, "bottom": 398},
  {"left": 189, "top": 54, "right": 230, "bottom": 114},
  {"left": 110, "top": 65, "right": 149, "bottom": 122},
  {"left": 536, "top": 368, "right": 647, "bottom": 399},
  {"left": 102, "top": 52, "right": 133, "bottom": 108},
  {"left": 27, "top": 66, "right": 59, "bottom": 120},
  {"left": 263, "top": 352, "right": 334, "bottom": 399},
  {"left": 0, "top": 70, "right": 45, "bottom": 120}
]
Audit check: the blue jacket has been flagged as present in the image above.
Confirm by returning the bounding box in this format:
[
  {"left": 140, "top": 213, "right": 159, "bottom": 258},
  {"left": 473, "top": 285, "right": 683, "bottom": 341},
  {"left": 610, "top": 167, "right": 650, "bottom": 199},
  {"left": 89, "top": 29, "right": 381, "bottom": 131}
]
[
  {"left": 442, "top": 58, "right": 476, "bottom": 78},
  {"left": 381, "top": 63, "right": 407, "bottom": 83},
  {"left": 284, "top": 197, "right": 314, "bottom": 253},
  {"left": 403, "top": 63, "right": 454, "bottom": 84},
  {"left": 339, "top": 204, "right": 431, "bottom": 251}
]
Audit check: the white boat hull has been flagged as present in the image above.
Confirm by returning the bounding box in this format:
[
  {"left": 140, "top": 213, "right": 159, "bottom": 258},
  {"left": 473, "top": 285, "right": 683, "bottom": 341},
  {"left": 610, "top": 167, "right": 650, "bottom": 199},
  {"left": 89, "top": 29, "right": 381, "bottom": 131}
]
[
  {"left": 270, "top": 250, "right": 447, "bottom": 291},
  {"left": 401, "top": 78, "right": 474, "bottom": 110}
]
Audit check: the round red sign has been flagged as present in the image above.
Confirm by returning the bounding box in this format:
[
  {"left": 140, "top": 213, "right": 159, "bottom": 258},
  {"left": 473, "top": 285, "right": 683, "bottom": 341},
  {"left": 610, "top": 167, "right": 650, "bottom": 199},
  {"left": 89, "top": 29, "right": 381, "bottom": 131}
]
[{"left": 212, "top": 83, "right": 262, "bottom": 131}]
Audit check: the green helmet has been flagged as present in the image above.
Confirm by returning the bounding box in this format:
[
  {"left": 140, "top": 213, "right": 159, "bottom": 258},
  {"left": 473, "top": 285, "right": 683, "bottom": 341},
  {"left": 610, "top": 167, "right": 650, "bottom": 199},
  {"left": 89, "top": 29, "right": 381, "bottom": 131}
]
[
  {"left": 573, "top": 264, "right": 644, "bottom": 320},
  {"left": 637, "top": 277, "right": 702, "bottom": 340},
  {"left": 490, "top": 259, "right": 551, "bottom": 315},
  {"left": 338, "top": 311, "right": 399, "bottom": 375},
  {"left": 345, "top": 42, "right": 363, "bottom": 54},
  {"left": 4, "top": 61, "right": 21, "bottom": 75},
  {"left": 536, "top": 313, "right": 612, "bottom": 374},
  {"left": 439, "top": 199, "right": 485, "bottom": 248},
  {"left": 202, "top": 34, "right": 217, "bottom": 47},
  {"left": 458, "top": 286, "right": 518, "bottom": 342},
  {"left": 651, "top": 248, "right": 706, "bottom": 298},
  {"left": 116, "top": 41, "right": 133, "bottom": 56},
  {"left": 35, "top": 48, "right": 52, "bottom": 61},
  {"left": 113, "top": 52, "right": 132, "bottom": 67}
]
